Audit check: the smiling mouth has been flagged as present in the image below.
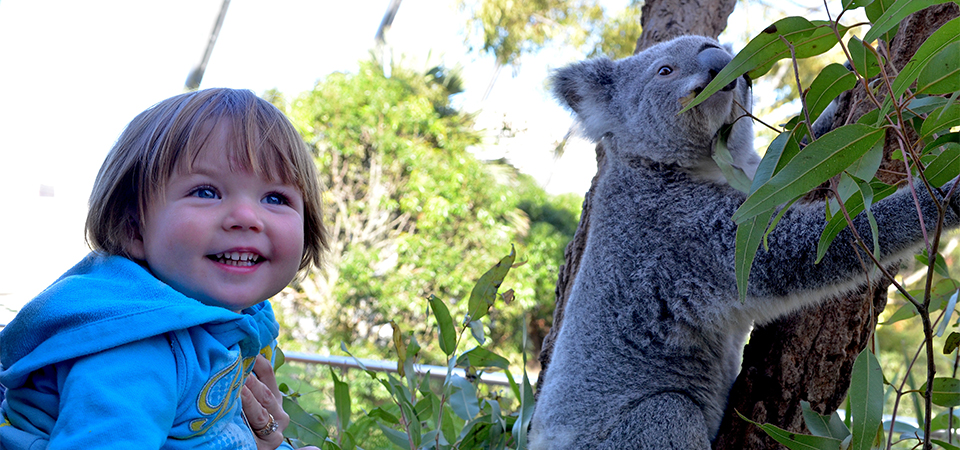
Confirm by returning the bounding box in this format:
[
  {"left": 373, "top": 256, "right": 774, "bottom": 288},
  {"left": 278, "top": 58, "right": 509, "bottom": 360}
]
[{"left": 209, "top": 252, "right": 262, "bottom": 267}]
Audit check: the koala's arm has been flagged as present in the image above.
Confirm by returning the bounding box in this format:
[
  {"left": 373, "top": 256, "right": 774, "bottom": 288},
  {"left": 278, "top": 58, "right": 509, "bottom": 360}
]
[{"left": 745, "top": 179, "right": 959, "bottom": 304}]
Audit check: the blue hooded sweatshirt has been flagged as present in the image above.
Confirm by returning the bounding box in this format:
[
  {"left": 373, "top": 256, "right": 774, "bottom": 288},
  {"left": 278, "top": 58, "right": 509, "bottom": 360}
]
[{"left": 0, "top": 253, "right": 288, "bottom": 449}]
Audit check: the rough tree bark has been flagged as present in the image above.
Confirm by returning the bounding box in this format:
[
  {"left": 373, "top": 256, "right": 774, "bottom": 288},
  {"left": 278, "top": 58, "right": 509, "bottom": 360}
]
[{"left": 535, "top": 1, "right": 959, "bottom": 448}]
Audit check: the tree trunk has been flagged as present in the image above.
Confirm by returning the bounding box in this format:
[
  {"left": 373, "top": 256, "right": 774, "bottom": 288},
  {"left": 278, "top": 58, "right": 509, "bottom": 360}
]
[{"left": 536, "top": 2, "right": 959, "bottom": 449}]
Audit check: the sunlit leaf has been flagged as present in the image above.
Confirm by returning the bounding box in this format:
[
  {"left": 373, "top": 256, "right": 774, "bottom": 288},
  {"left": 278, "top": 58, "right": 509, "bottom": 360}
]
[
  {"left": 466, "top": 245, "right": 516, "bottom": 323},
  {"left": 682, "top": 17, "right": 847, "bottom": 112},
  {"left": 330, "top": 368, "right": 352, "bottom": 431},
  {"left": 864, "top": 0, "right": 955, "bottom": 43},
  {"left": 427, "top": 295, "right": 457, "bottom": 357},
  {"left": 456, "top": 346, "right": 511, "bottom": 371},
  {"left": 891, "top": 17, "right": 960, "bottom": 99}
]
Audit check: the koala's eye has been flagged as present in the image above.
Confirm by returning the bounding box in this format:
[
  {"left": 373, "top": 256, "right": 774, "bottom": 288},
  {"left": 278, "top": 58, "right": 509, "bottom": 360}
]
[{"left": 657, "top": 66, "right": 673, "bottom": 76}]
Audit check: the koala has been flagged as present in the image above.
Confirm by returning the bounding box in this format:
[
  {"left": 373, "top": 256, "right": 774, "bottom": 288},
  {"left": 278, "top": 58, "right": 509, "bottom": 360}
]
[{"left": 528, "top": 35, "right": 960, "bottom": 449}]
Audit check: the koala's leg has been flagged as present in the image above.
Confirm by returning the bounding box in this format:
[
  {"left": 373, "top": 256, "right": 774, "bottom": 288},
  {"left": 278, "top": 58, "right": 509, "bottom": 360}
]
[{"left": 597, "top": 392, "right": 711, "bottom": 450}]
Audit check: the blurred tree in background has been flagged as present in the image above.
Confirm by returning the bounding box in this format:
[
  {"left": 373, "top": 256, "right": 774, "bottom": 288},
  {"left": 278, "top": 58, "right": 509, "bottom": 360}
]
[{"left": 269, "top": 60, "right": 581, "bottom": 372}]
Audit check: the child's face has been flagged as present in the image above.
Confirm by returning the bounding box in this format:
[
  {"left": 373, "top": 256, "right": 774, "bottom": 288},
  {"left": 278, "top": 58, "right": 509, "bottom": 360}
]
[{"left": 128, "top": 122, "right": 305, "bottom": 311}]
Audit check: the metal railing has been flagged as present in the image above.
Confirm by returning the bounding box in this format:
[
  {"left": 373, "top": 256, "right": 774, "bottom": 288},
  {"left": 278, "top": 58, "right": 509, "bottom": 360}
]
[{"left": 283, "top": 351, "right": 530, "bottom": 387}]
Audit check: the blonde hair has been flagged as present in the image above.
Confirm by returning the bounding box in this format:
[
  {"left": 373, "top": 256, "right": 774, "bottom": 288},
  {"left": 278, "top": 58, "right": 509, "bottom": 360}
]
[{"left": 86, "top": 88, "right": 327, "bottom": 272}]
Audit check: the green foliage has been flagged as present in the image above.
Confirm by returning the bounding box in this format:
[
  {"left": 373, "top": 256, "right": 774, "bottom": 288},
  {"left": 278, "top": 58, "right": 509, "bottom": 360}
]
[
  {"left": 278, "top": 249, "right": 535, "bottom": 449},
  {"left": 459, "top": 0, "right": 643, "bottom": 66},
  {"left": 273, "top": 60, "right": 580, "bottom": 371},
  {"left": 708, "top": 1, "right": 960, "bottom": 448}
]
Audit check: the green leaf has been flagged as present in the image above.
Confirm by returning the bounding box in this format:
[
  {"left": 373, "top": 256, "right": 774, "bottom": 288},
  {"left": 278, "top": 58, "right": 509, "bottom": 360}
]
[
  {"left": 447, "top": 376, "right": 480, "bottom": 420},
  {"left": 283, "top": 396, "right": 330, "bottom": 446},
  {"left": 456, "top": 346, "right": 511, "bottom": 371},
  {"left": 511, "top": 359, "right": 536, "bottom": 450},
  {"left": 945, "top": 332, "right": 960, "bottom": 355},
  {"left": 922, "top": 377, "right": 960, "bottom": 407},
  {"left": 466, "top": 246, "right": 516, "bottom": 323},
  {"left": 891, "top": 17, "right": 960, "bottom": 99},
  {"left": 427, "top": 295, "right": 457, "bottom": 357},
  {"left": 921, "top": 103, "right": 960, "bottom": 141},
  {"left": 330, "top": 368, "right": 352, "bottom": 431},
  {"left": 849, "top": 349, "right": 883, "bottom": 450},
  {"left": 918, "top": 40, "right": 960, "bottom": 94},
  {"left": 400, "top": 400, "right": 421, "bottom": 447},
  {"left": 378, "top": 422, "right": 412, "bottom": 450},
  {"left": 864, "top": 0, "right": 956, "bottom": 43},
  {"left": 848, "top": 36, "right": 883, "bottom": 79},
  {"left": 864, "top": 0, "right": 899, "bottom": 42},
  {"left": 735, "top": 209, "right": 775, "bottom": 302},
  {"left": 733, "top": 124, "right": 885, "bottom": 224},
  {"left": 933, "top": 440, "right": 960, "bottom": 450},
  {"left": 682, "top": 18, "right": 847, "bottom": 112},
  {"left": 801, "top": 401, "right": 850, "bottom": 440},
  {"left": 468, "top": 319, "right": 486, "bottom": 345},
  {"left": 843, "top": 0, "right": 875, "bottom": 11},
  {"left": 924, "top": 142, "right": 960, "bottom": 186},
  {"left": 753, "top": 129, "right": 802, "bottom": 192},
  {"left": 816, "top": 180, "right": 896, "bottom": 262},
  {"left": 936, "top": 290, "right": 959, "bottom": 337},
  {"left": 368, "top": 406, "right": 400, "bottom": 425},
  {"left": 805, "top": 63, "right": 857, "bottom": 126},
  {"left": 273, "top": 346, "right": 285, "bottom": 372},
  {"left": 713, "top": 124, "right": 754, "bottom": 193},
  {"left": 739, "top": 411, "right": 843, "bottom": 449}
]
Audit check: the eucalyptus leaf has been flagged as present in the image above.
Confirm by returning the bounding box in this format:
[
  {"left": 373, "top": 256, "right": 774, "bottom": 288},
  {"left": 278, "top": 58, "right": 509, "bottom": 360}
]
[
  {"left": 863, "top": 0, "right": 954, "bottom": 43},
  {"left": 917, "top": 40, "right": 960, "bottom": 94},
  {"left": 447, "top": 376, "right": 480, "bottom": 420},
  {"left": 466, "top": 246, "right": 516, "bottom": 323},
  {"left": 739, "top": 411, "right": 843, "bottom": 449},
  {"left": 891, "top": 17, "right": 960, "bottom": 99},
  {"left": 804, "top": 63, "right": 857, "bottom": 126},
  {"left": 682, "top": 17, "right": 846, "bottom": 112},
  {"left": 920, "top": 103, "right": 960, "bottom": 141},
  {"left": 848, "top": 36, "right": 882, "bottom": 79},
  {"left": 427, "top": 295, "right": 457, "bottom": 357},
  {"left": 733, "top": 124, "right": 885, "bottom": 224},
  {"left": 801, "top": 401, "right": 851, "bottom": 440},
  {"left": 922, "top": 377, "right": 960, "bottom": 408},
  {"left": 849, "top": 349, "right": 883, "bottom": 450}
]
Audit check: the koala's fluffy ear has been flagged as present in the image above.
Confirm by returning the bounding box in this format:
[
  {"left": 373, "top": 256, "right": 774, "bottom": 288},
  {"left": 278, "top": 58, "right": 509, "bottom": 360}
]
[{"left": 551, "top": 58, "right": 618, "bottom": 141}]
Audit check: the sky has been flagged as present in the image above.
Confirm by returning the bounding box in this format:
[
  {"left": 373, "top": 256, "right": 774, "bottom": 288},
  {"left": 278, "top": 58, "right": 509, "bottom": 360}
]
[{"left": 0, "top": 0, "right": 832, "bottom": 321}]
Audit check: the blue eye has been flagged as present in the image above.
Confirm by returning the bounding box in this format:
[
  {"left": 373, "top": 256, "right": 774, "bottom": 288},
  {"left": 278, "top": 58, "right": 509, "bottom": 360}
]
[
  {"left": 190, "top": 186, "right": 219, "bottom": 199},
  {"left": 262, "top": 193, "right": 289, "bottom": 206}
]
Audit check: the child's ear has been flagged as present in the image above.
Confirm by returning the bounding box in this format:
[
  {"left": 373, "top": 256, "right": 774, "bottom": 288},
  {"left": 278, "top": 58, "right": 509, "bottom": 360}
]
[{"left": 124, "top": 215, "right": 147, "bottom": 261}]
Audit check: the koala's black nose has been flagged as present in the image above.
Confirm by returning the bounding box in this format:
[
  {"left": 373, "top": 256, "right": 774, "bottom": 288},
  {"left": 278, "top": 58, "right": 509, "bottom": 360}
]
[{"left": 698, "top": 46, "right": 737, "bottom": 92}]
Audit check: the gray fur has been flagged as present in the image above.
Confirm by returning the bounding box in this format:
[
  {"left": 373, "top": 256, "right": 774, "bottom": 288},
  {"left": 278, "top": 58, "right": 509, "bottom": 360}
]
[{"left": 529, "top": 35, "right": 960, "bottom": 449}]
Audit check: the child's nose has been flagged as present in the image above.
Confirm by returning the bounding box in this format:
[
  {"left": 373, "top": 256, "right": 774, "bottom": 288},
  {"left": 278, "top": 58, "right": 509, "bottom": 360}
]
[{"left": 223, "top": 199, "right": 264, "bottom": 232}]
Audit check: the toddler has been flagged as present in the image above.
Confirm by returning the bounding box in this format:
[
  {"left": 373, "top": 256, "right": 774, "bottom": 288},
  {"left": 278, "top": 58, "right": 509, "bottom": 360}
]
[{"left": 0, "top": 88, "right": 326, "bottom": 449}]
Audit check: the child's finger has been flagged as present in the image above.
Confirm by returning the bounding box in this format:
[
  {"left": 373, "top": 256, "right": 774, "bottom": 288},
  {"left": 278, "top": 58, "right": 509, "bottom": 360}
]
[
  {"left": 247, "top": 358, "right": 290, "bottom": 432},
  {"left": 242, "top": 384, "right": 283, "bottom": 449}
]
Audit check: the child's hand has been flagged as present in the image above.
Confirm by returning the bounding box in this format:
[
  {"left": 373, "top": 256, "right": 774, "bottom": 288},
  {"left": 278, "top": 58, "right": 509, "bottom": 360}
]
[{"left": 243, "top": 355, "right": 291, "bottom": 450}]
